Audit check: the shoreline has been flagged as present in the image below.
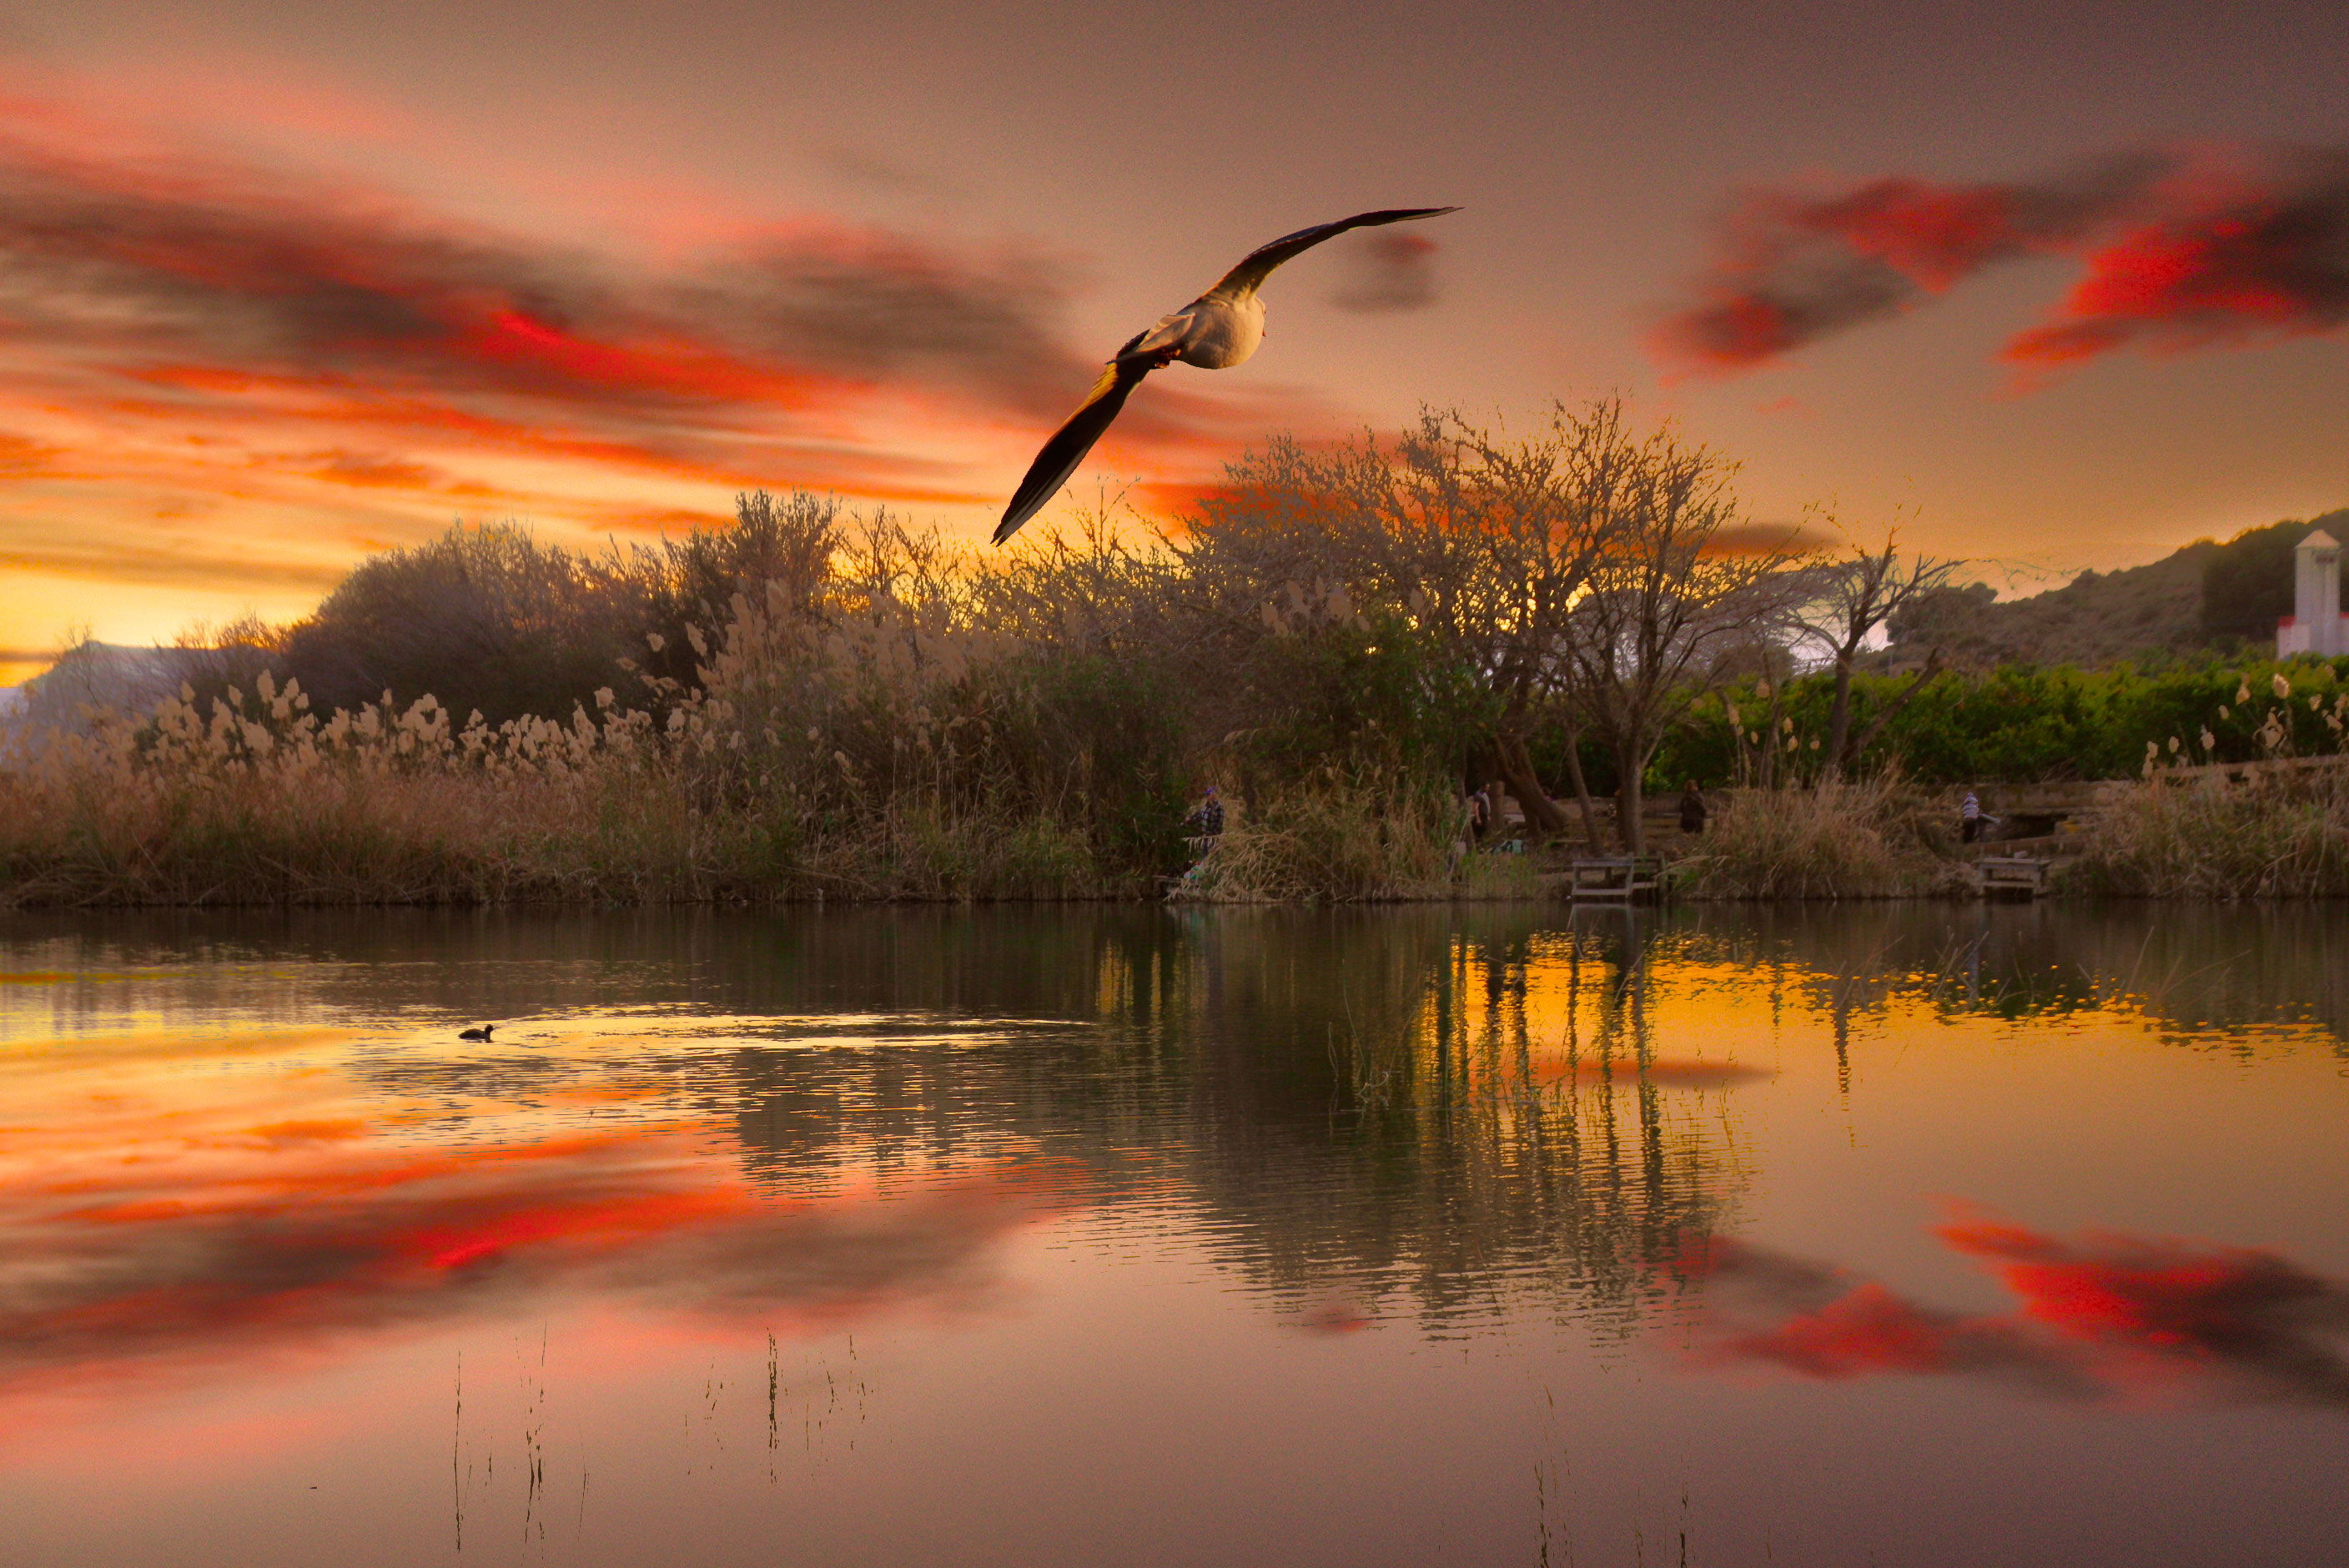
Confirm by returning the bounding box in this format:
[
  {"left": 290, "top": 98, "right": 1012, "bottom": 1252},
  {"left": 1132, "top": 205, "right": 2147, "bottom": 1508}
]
[{"left": 9, "top": 885, "right": 2348, "bottom": 909}]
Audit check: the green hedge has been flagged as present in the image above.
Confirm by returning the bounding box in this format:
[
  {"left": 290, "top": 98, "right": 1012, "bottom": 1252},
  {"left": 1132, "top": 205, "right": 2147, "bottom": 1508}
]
[{"left": 1644, "top": 656, "right": 2349, "bottom": 789}]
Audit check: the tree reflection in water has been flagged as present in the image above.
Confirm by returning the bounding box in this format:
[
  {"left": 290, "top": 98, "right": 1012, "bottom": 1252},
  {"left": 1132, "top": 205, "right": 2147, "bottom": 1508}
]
[
  {"left": 1657, "top": 900, "right": 2349, "bottom": 1055},
  {"left": 4, "top": 896, "right": 2345, "bottom": 1391},
  {"left": 8, "top": 902, "right": 2349, "bottom": 1568}
]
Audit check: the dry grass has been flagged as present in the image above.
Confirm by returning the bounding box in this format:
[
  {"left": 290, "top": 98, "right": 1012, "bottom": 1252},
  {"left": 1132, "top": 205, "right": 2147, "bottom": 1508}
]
[
  {"left": 0, "top": 616, "right": 1122, "bottom": 906},
  {"left": 1674, "top": 777, "right": 1954, "bottom": 900},
  {"left": 0, "top": 579, "right": 1436, "bottom": 907},
  {"left": 1169, "top": 781, "right": 1541, "bottom": 902},
  {"left": 2064, "top": 766, "right": 2349, "bottom": 898},
  {"left": 2065, "top": 676, "right": 2349, "bottom": 899}
]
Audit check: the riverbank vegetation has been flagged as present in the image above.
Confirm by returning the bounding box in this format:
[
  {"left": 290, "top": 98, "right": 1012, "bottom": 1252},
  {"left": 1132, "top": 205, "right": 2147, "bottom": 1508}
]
[
  {"left": 1672, "top": 777, "right": 1956, "bottom": 901},
  {"left": 2063, "top": 765, "right": 2349, "bottom": 899},
  {"left": 4, "top": 397, "right": 2347, "bottom": 905}
]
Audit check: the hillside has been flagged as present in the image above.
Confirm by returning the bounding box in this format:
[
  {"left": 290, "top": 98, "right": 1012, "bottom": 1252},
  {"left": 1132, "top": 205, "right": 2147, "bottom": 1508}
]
[
  {"left": 1, "top": 641, "right": 214, "bottom": 738},
  {"left": 1886, "top": 510, "right": 2349, "bottom": 670}
]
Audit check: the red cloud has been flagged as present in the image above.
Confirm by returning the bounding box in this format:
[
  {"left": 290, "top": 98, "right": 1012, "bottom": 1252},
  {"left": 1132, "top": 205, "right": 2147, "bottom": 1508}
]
[
  {"left": 2004, "top": 158, "right": 2349, "bottom": 365},
  {"left": 0, "top": 114, "right": 1065, "bottom": 425},
  {"left": 1652, "top": 144, "right": 2349, "bottom": 379},
  {"left": 1716, "top": 1280, "right": 1962, "bottom": 1377}
]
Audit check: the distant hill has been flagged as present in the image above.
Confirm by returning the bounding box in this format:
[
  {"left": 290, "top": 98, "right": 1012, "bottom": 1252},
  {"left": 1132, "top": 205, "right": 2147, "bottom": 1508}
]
[
  {"left": 0, "top": 641, "right": 212, "bottom": 741},
  {"left": 1886, "top": 510, "right": 2349, "bottom": 669}
]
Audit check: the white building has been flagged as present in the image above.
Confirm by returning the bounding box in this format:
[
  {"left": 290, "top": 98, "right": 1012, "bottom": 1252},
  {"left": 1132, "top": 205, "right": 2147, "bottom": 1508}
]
[{"left": 2277, "top": 528, "right": 2349, "bottom": 658}]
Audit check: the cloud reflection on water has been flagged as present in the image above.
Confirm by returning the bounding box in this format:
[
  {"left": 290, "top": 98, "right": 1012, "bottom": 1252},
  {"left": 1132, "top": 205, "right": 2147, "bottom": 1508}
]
[
  {"left": 1685, "top": 1212, "right": 2349, "bottom": 1409},
  {"left": 8, "top": 902, "right": 2346, "bottom": 1445},
  {"left": 0, "top": 1104, "right": 1058, "bottom": 1406}
]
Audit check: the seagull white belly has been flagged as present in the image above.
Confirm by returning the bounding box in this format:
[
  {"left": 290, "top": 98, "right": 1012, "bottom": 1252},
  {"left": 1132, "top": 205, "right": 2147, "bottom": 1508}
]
[{"left": 1176, "top": 296, "right": 1265, "bottom": 369}]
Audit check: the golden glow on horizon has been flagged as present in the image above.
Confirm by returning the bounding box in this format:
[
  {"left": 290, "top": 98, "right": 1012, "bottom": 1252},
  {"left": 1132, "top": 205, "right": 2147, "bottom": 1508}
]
[{"left": 0, "top": 68, "right": 1337, "bottom": 659}]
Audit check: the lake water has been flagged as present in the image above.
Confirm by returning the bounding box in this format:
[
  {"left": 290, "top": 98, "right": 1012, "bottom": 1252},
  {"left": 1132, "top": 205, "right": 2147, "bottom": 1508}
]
[{"left": 3, "top": 902, "right": 2346, "bottom": 1567}]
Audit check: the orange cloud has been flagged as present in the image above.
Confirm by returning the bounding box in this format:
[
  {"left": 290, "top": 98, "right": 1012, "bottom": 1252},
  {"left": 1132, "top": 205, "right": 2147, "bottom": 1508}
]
[
  {"left": 0, "top": 78, "right": 1330, "bottom": 613},
  {"left": 1129, "top": 480, "right": 1241, "bottom": 522},
  {"left": 0, "top": 535, "right": 350, "bottom": 592},
  {"left": 1703, "top": 520, "right": 1838, "bottom": 558},
  {"left": 291, "top": 450, "right": 445, "bottom": 490}
]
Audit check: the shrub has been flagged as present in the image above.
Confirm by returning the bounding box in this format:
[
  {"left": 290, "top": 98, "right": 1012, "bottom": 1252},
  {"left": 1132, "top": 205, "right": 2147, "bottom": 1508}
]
[{"left": 1652, "top": 656, "right": 2349, "bottom": 789}]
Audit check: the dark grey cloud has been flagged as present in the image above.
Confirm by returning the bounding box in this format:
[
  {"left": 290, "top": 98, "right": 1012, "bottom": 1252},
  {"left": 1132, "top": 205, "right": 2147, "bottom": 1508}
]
[
  {"left": 0, "top": 131, "right": 1099, "bottom": 426},
  {"left": 1329, "top": 229, "right": 1441, "bottom": 314}
]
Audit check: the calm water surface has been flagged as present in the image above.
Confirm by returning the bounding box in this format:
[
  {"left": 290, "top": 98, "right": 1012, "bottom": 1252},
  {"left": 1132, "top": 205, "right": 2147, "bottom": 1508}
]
[{"left": 3, "top": 902, "right": 2346, "bottom": 1567}]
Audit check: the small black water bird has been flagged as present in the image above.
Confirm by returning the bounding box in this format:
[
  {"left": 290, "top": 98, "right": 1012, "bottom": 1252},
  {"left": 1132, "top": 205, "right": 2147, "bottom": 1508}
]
[
  {"left": 459, "top": 1024, "right": 496, "bottom": 1042},
  {"left": 993, "top": 206, "right": 1461, "bottom": 545}
]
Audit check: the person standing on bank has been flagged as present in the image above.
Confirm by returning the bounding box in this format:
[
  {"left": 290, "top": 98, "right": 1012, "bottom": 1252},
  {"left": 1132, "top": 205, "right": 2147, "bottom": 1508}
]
[
  {"left": 1679, "top": 781, "right": 1708, "bottom": 837},
  {"left": 1187, "top": 786, "right": 1225, "bottom": 844}
]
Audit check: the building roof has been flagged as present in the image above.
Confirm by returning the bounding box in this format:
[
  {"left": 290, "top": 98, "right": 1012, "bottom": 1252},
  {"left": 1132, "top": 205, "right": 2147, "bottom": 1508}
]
[{"left": 2300, "top": 528, "right": 2340, "bottom": 550}]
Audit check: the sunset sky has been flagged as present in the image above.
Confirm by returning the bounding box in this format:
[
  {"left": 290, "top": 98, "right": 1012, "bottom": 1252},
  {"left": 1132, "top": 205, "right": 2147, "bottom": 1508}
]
[{"left": 0, "top": 0, "right": 2344, "bottom": 682}]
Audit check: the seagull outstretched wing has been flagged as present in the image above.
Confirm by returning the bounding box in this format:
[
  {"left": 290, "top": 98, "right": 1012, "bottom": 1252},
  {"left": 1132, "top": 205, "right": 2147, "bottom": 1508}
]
[
  {"left": 993, "top": 355, "right": 1159, "bottom": 545},
  {"left": 1208, "top": 206, "right": 1461, "bottom": 299},
  {"left": 993, "top": 206, "right": 1459, "bottom": 545}
]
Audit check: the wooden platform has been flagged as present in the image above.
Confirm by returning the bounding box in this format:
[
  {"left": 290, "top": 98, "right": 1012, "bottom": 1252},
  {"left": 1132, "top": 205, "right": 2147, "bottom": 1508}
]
[
  {"left": 1567, "top": 856, "right": 1664, "bottom": 900},
  {"left": 1976, "top": 855, "right": 2051, "bottom": 898}
]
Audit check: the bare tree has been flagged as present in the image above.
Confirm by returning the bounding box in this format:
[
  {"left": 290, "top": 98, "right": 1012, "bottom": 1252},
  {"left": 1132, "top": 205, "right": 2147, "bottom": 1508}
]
[
  {"left": 973, "top": 495, "right": 1174, "bottom": 655},
  {"left": 1801, "top": 530, "right": 1960, "bottom": 780},
  {"left": 1172, "top": 409, "right": 1625, "bottom": 836},
  {"left": 1371, "top": 410, "right": 1628, "bottom": 837},
  {"left": 1557, "top": 405, "right": 1808, "bottom": 853}
]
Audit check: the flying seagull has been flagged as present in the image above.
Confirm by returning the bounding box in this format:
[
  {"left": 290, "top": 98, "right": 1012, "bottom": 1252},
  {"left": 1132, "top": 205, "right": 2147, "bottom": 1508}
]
[{"left": 993, "top": 206, "right": 1460, "bottom": 545}]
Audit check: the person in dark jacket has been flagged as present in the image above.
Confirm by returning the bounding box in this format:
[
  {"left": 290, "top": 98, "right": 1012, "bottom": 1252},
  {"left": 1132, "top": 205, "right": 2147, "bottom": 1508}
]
[
  {"left": 1678, "top": 781, "right": 1708, "bottom": 837},
  {"left": 1186, "top": 786, "right": 1225, "bottom": 842}
]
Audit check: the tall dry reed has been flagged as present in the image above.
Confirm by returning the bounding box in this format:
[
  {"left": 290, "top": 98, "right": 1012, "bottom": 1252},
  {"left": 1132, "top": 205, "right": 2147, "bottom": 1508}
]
[
  {"left": 1169, "top": 780, "right": 1540, "bottom": 902},
  {"left": 2063, "top": 671, "right": 2349, "bottom": 898},
  {"left": 2065, "top": 766, "right": 2349, "bottom": 898},
  {"left": 1674, "top": 776, "right": 1952, "bottom": 900},
  {"left": 0, "top": 574, "right": 1126, "bottom": 906}
]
